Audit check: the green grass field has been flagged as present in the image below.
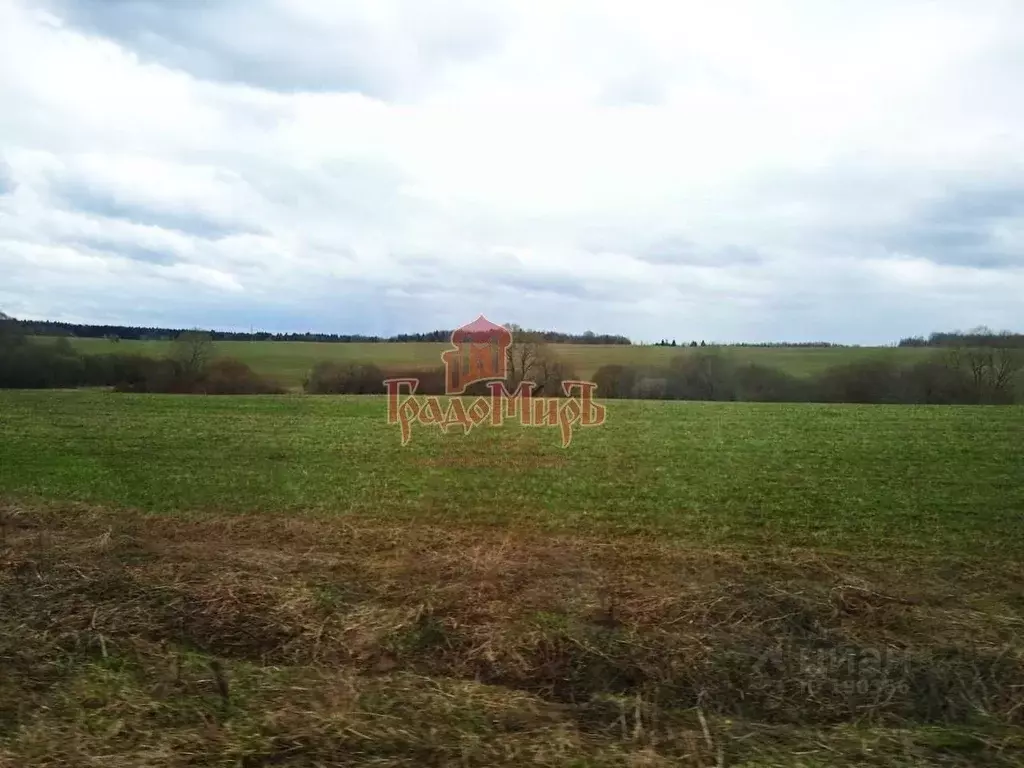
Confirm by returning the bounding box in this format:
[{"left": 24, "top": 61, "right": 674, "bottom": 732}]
[
  {"left": 2, "top": 391, "right": 1023, "bottom": 765},
  {"left": 62, "top": 336, "right": 938, "bottom": 389},
  {"left": 2, "top": 391, "right": 1022, "bottom": 555}
]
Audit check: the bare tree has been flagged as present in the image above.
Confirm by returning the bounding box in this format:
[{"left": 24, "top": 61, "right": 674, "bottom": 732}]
[
  {"left": 948, "top": 343, "right": 1024, "bottom": 403},
  {"left": 171, "top": 330, "right": 215, "bottom": 377},
  {"left": 503, "top": 324, "right": 575, "bottom": 395}
]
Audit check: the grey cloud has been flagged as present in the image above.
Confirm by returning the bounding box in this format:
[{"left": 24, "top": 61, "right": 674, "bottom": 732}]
[
  {"left": 600, "top": 72, "right": 667, "bottom": 107},
  {"left": 884, "top": 184, "right": 1024, "bottom": 269},
  {"left": 928, "top": 184, "right": 1024, "bottom": 220},
  {"left": 0, "top": 161, "right": 15, "bottom": 196},
  {"left": 47, "top": 0, "right": 509, "bottom": 99},
  {"left": 50, "top": 178, "right": 254, "bottom": 239},
  {"left": 387, "top": 252, "right": 597, "bottom": 301},
  {"left": 68, "top": 235, "right": 178, "bottom": 266},
  {"left": 631, "top": 236, "right": 764, "bottom": 267},
  {"left": 574, "top": 224, "right": 767, "bottom": 268},
  {"left": 630, "top": 235, "right": 696, "bottom": 265},
  {"left": 244, "top": 158, "right": 419, "bottom": 234},
  {"left": 500, "top": 272, "right": 592, "bottom": 299},
  {"left": 729, "top": 166, "right": 1024, "bottom": 269}
]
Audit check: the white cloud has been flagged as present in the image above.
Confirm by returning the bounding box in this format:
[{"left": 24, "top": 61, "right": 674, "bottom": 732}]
[{"left": 0, "top": 0, "right": 1022, "bottom": 342}]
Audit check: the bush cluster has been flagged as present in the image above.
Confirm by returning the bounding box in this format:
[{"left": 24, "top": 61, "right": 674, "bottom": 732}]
[
  {"left": 0, "top": 325, "right": 283, "bottom": 394},
  {"left": 303, "top": 364, "right": 500, "bottom": 396},
  {"left": 592, "top": 349, "right": 1021, "bottom": 404}
]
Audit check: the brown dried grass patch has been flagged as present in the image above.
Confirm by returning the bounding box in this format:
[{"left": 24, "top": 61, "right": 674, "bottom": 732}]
[{"left": 2, "top": 498, "right": 1024, "bottom": 766}]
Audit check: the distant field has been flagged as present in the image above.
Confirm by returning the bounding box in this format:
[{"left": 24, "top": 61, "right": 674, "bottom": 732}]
[
  {"left": 2, "top": 391, "right": 1022, "bottom": 765},
  {"left": 60, "top": 336, "right": 937, "bottom": 388}
]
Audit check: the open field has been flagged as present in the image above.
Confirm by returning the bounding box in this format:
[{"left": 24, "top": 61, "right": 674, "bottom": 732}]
[
  {"left": 2, "top": 391, "right": 1023, "bottom": 765},
  {"left": 1, "top": 392, "right": 1023, "bottom": 554},
  {"left": 60, "top": 337, "right": 939, "bottom": 389}
]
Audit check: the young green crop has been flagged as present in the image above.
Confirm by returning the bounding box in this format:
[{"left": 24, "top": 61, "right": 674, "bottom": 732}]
[{"left": 2, "top": 390, "right": 1021, "bottom": 557}]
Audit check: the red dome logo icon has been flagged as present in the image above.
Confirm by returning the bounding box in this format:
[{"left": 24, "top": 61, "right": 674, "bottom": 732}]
[{"left": 442, "top": 315, "right": 514, "bottom": 394}]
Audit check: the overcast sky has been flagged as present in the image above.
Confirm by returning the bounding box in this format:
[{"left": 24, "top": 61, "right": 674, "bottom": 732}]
[{"left": 1, "top": 0, "right": 1022, "bottom": 343}]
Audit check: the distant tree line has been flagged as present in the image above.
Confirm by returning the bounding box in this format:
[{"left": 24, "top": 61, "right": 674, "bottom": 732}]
[
  {"left": 9, "top": 314, "right": 1024, "bottom": 351},
  {"left": 529, "top": 329, "right": 631, "bottom": 345},
  {"left": 302, "top": 348, "right": 1023, "bottom": 404},
  {"left": 898, "top": 327, "right": 1024, "bottom": 349},
  {"left": 589, "top": 345, "right": 1022, "bottom": 405},
  {"left": 7, "top": 318, "right": 457, "bottom": 343},
  {"left": 3, "top": 311, "right": 1022, "bottom": 404},
  {"left": 651, "top": 340, "right": 843, "bottom": 348},
  {"left": 715, "top": 341, "right": 846, "bottom": 348},
  {"left": 0, "top": 318, "right": 282, "bottom": 394},
  {"left": 301, "top": 331, "right": 1023, "bottom": 405},
  {"left": 6, "top": 317, "right": 632, "bottom": 345}
]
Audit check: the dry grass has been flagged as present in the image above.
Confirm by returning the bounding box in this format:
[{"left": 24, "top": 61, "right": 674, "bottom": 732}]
[{"left": 2, "top": 500, "right": 1023, "bottom": 766}]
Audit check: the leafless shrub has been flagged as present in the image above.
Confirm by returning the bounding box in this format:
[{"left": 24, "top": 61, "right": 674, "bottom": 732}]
[{"left": 303, "top": 361, "right": 386, "bottom": 394}]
